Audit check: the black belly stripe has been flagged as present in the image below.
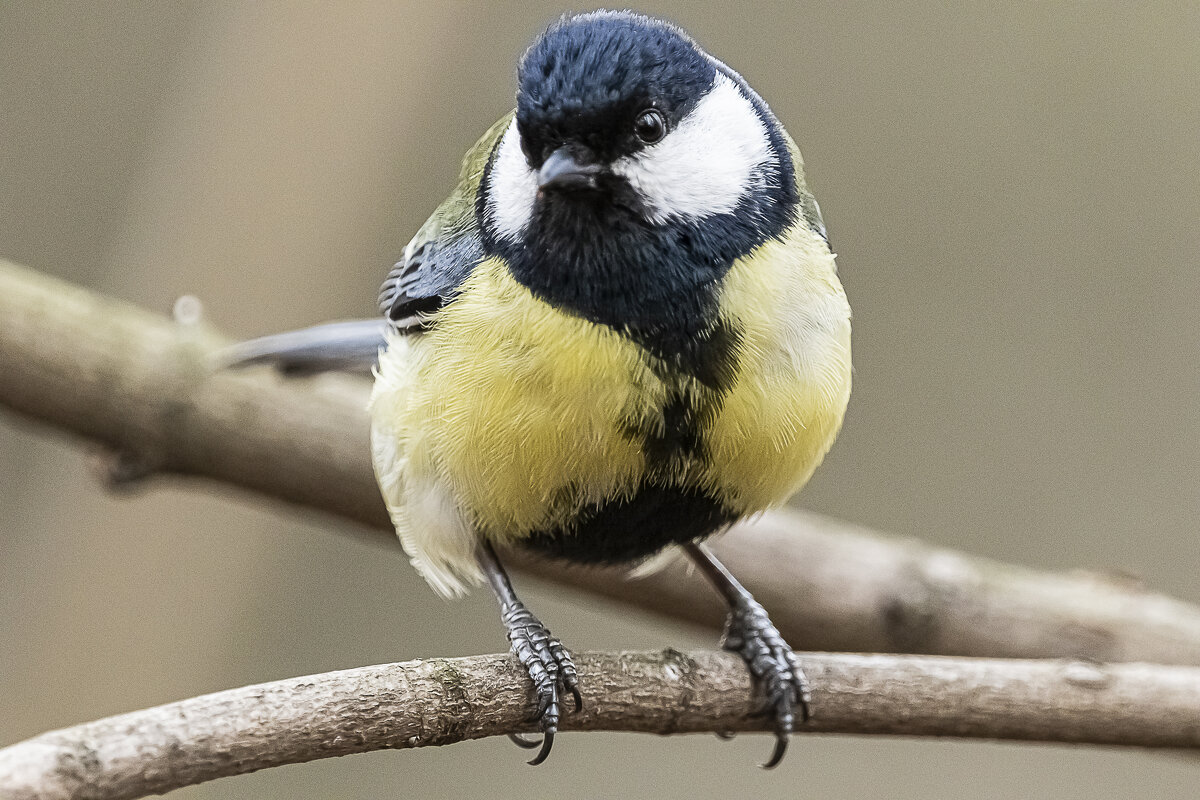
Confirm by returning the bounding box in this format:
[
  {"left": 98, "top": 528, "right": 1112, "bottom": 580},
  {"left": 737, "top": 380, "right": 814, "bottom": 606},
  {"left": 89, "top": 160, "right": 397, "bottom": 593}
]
[
  {"left": 519, "top": 483, "right": 735, "bottom": 564},
  {"left": 534, "top": 321, "right": 745, "bottom": 563},
  {"left": 620, "top": 317, "right": 744, "bottom": 470}
]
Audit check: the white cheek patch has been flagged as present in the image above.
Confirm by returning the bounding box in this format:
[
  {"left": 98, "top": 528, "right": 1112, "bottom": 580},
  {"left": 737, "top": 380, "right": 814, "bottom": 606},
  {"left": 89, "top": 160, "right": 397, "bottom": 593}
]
[
  {"left": 485, "top": 120, "right": 538, "bottom": 241},
  {"left": 614, "top": 74, "right": 774, "bottom": 224}
]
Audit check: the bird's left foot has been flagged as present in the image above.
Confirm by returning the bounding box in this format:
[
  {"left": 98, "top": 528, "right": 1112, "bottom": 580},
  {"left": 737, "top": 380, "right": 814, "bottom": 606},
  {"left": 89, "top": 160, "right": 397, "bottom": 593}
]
[
  {"left": 721, "top": 599, "right": 810, "bottom": 769},
  {"left": 501, "top": 601, "right": 582, "bottom": 765}
]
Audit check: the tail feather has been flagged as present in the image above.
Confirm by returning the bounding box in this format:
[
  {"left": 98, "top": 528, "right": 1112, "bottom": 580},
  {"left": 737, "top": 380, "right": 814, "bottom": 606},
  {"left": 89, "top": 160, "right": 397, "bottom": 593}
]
[{"left": 217, "top": 319, "right": 387, "bottom": 375}]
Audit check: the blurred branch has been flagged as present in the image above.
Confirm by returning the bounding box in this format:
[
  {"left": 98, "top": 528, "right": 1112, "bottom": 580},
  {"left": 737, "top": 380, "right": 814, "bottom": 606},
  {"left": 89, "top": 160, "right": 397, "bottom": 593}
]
[
  {"left": 4, "top": 257, "right": 1200, "bottom": 665},
  {"left": 3, "top": 650, "right": 1200, "bottom": 800}
]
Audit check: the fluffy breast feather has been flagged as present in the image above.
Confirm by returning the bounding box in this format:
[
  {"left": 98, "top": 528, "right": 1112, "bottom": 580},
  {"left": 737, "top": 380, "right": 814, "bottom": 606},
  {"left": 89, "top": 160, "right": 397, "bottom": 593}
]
[
  {"left": 371, "top": 257, "right": 665, "bottom": 594},
  {"left": 370, "top": 222, "right": 850, "bottom": 597},
  {"left": 700, "top": 222, "right": 852, "bottom": 510}
]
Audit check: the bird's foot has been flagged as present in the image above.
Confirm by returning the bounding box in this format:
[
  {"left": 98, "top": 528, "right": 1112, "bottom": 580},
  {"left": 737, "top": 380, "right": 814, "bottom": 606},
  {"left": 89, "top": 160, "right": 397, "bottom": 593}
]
[
  {"left": 501, "top": 601, "right": 581, "bottom": 765},
  {"left": 721, "top": 598, "right": 810, "bottom": 769}
]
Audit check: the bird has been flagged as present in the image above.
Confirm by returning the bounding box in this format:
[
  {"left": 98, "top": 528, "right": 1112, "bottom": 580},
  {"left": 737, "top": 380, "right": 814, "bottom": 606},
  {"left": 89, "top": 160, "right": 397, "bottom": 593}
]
[{"left": 224, "top": 9, "right": 851, "bottom": 768}]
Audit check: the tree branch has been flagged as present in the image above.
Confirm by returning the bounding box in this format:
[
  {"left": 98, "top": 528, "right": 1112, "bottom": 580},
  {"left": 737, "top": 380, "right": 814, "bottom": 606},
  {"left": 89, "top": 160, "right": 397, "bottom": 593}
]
[
  {"left": 2, "top": 649, "right": 1199, "bottom": 800},
  {"left": 3, "top": 257, "right": 1200, "bottom": 664}
]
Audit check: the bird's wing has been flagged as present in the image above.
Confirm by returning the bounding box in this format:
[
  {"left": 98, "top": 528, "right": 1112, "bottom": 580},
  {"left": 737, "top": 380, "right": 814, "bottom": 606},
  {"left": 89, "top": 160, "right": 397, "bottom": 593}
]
[
  {"left": 378, "top": 111, "right": 514, "bottom": 331},
  {"left": 782, "top": 131, "right": 830, "bottom": 248},
  {"left": 222, "top": 112, "right": 514, "bottom": 375}
]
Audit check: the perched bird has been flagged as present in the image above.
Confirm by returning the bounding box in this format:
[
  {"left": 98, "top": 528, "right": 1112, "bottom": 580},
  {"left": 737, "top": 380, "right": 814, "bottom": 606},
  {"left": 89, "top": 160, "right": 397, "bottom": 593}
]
[{"left": 226, "top": 10, "right": 851, "bottom": 767}]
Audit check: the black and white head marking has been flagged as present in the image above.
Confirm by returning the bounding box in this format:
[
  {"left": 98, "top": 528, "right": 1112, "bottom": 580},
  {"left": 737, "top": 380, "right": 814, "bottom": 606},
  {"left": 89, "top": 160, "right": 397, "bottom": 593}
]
[
  {"left": 611, "top": 74, "right": 775, "bottom": 225},
  {"left": 486, "top": 71, "right": 777, "bottom": 237},
  {"left": 478, "top": 11, "right": 800, "bottom": 367}
]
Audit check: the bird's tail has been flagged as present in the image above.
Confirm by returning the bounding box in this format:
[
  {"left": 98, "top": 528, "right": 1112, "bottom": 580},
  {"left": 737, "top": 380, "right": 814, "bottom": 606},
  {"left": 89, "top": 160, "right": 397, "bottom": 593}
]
[{"left": 215, "top": 319, "right": 387, "bottom": 375}]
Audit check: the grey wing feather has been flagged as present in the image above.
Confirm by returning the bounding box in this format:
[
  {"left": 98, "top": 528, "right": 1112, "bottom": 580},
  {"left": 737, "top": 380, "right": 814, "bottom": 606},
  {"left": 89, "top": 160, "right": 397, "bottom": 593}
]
[
  {"left": 221, "top": 219, "right": 484, "bottom": 376},
  {"left": 218, "top": 319, "right": 387, "bottom": 375},
  {"left": 223, "top": 112, "right": 509, "bottom": 377},
  {"left": 378, "top": 111, "right": 509, "bottom": 332},
  {"left": 378, "top": 227, "right": 483, "bottom": 332},
  {"left": 220, "top": 220, "right": 484, "bottom": 375},
  {"left": 800, "top": 192, "right": 829, "bottom": 247}
]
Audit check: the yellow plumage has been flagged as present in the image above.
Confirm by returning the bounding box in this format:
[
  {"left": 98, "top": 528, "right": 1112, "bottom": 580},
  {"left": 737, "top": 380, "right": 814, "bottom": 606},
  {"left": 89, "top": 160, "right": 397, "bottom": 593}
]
[
  {"left": 702, "top": 216, "right": 852, "bottom": 511},
  {"left": 370, "top": 213, "right": 850, "bottom": 596}
]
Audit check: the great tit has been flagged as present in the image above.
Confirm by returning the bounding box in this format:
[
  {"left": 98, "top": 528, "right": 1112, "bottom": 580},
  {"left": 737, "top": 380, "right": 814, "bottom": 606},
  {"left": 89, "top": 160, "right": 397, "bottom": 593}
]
[{"left": 227, "top": 10, "right": 851, "bottom": 768}]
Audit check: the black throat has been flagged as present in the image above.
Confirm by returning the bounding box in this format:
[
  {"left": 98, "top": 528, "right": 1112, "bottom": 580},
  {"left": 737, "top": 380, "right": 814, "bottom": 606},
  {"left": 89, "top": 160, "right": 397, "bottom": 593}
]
[{"left": 478, "top": 137, "right": 798, "bottom": 378}]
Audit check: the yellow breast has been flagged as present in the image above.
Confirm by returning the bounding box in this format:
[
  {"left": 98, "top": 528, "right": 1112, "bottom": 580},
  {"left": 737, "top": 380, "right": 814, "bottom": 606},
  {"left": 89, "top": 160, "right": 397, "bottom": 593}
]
[
  {"left": 369, "top": 221, "right": 850, "bottom": 593},
  {"left": 384, "top": 256, "right": 665, "bottom": 536},
  {"left": 700, "top": 224, "right": 852, "bottom": 511}
]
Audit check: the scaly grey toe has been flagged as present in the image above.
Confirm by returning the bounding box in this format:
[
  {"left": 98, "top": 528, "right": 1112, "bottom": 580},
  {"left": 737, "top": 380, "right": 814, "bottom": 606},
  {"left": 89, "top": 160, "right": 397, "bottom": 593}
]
[
  {"left": 721, "top": 598, "right": 810, "bottom": 769},
  {"left": 501, "top": 601, "right": 581, "bottom": 765}
]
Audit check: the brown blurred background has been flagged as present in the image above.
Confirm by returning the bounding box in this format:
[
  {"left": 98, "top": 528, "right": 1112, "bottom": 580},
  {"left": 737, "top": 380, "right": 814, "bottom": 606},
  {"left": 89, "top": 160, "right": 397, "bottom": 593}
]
[{"left": 2, "top": 2, "right": 1198, "bottom": 798}]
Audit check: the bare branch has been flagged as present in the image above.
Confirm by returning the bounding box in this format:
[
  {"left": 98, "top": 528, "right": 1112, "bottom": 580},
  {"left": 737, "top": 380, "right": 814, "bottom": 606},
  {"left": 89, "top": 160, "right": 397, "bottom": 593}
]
[
  {"left": 2, "top": 650, "right": 1198, "bottom": 800},
  {"left": 4, "top": 258, "right": 1200, "bottom": 665},
  {"left": 4, "top": 264, "right": 1200, "bottom": 795}
]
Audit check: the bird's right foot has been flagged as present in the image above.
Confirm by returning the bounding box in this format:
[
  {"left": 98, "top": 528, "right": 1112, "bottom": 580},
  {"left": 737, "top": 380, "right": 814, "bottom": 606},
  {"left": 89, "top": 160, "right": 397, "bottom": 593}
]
[
  {"left": 721, "top": 596, "right": 810, "bottom": 769},
  {"left": 501, "top": 601, "right": 582, "bottom": 765}
]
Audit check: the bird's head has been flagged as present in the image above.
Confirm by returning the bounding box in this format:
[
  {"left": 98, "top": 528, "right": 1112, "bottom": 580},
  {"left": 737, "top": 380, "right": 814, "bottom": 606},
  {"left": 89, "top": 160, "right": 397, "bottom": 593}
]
[
  {"left": 478, "top": 11, "right": 806, "bottom": 357},
  {"left": 482, "top": 10, "right": 794, "bottom": 243}
]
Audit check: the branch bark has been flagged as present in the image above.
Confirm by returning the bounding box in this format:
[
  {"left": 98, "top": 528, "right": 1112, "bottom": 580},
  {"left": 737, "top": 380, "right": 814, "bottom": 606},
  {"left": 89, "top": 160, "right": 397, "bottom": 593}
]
[
  {"left": 3, "top": 649, "right": 1199, "bottom": 800},
  {"left": 3, "top": 257, "right": 1200, "bottom": 664}
]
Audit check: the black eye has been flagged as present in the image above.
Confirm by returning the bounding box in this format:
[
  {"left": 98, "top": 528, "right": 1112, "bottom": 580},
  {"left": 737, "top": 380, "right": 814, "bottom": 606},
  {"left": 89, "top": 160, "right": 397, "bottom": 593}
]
[{"left": 633, "top": 108, "right": 666, "bottom": 144}]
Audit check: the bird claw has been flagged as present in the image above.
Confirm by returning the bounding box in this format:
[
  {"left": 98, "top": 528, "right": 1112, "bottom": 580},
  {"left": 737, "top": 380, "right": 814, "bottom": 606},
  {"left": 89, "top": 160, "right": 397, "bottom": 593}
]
[
  {"left": 507, "top": 732, "right": 543, "bottom": 749},
  {"left": 502, "top": 601, "right": 581, "bottom": 765},
  {"left": 721, "top": 599, "right": 810, "bottom": 769},
  {"left": 762, "top": 733, "right": 789, "bottom": 770}
]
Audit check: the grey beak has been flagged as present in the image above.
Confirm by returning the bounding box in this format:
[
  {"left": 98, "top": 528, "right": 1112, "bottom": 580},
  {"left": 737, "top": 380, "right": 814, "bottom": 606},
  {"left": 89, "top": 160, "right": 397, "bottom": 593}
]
[{"left": 538, "top": 147, "right": 603, "bottom": 192}]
